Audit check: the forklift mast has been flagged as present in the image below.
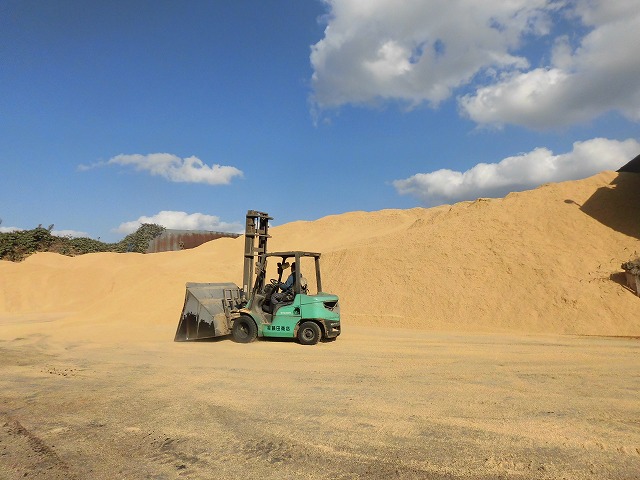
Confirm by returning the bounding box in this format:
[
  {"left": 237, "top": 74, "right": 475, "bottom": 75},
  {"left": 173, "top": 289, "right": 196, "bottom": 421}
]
[{"left": 242, "top": 210, "right": 271, "bottom": 301}]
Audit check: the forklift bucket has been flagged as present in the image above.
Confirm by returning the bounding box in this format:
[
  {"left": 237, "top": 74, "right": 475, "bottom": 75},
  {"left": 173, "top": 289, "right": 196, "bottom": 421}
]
[{"left": 174, "top": 282, "right": 241, "bottom": 341}]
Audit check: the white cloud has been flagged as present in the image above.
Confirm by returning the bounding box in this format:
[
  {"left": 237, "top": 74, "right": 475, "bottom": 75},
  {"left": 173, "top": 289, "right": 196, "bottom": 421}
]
[
  {"left": 311, "top": 0, "right": 640, "bottom": 128},
  {"left": 114, "top": 211, "right": 244, "bottom": 235},
  {"left": 393, "top": 138, "right": 640, "bottom": 205},
  {"left": 81, "top": 153, "right": 243, "bottom": 185},
  {"left": 0, "top": 226, "right": 22, "bottom": 233},
  {"left": 459, "top": 2, "right": 640, "bottom": 128},
  {"left": 311, "top": 0, "right": 554, "bottom": 109}
]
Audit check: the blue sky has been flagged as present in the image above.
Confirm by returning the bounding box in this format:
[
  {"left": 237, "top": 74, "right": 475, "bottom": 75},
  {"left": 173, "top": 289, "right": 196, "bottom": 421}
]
[{"left": 1, "top": 0, "right": 639, "bottom": 241}]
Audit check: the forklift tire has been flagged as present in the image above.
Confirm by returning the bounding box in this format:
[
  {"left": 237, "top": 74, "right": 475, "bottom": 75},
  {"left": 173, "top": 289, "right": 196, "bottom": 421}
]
[
  {"left": 232, "top": 316, "right": 257, "bottom": 343},
  {"left": 297, "top": 321, "right": 321, "bottom": 345}
]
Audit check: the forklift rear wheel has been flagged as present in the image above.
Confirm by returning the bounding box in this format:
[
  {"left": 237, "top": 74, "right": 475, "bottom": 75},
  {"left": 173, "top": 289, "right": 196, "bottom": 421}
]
[
  {"left": 232, "top": 316, "right": 257, "bottom": 343},
  {"left": 297, "top": 321, "right": 321, "bottom": 345}
]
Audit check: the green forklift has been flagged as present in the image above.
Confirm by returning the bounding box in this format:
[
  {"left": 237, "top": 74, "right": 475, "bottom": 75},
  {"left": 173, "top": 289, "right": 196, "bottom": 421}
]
[{"left": 174, "top": 210, "right": 341, "bottom": 345}]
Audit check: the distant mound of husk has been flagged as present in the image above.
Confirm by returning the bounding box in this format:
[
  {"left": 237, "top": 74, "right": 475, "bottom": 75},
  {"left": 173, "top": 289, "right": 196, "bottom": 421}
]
[{"left": 1, "top": 171, "right": 639, "bottom": 343}]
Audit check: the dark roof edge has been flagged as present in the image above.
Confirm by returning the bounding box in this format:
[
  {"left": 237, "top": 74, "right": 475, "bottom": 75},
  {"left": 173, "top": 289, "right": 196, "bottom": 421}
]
[{"left": 617, "top": 153, "right": 640, "bottom": 173}]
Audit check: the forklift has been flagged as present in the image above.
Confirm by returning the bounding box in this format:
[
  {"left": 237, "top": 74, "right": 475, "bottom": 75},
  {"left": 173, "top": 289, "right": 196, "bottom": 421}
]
[{"left": 174, "top": 210, "right": 341, "bottom": 345}]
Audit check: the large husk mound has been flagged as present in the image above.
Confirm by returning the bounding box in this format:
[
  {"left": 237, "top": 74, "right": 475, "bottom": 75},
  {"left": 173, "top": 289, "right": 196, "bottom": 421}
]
[{"left": 1, "top": 171, "right": 639, "bottom": 343}]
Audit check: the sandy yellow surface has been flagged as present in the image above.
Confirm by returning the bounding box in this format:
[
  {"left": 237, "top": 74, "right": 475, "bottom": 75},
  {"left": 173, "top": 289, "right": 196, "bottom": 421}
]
[{"left": 0, "top": 327, "right": 639, "bottom": 479}]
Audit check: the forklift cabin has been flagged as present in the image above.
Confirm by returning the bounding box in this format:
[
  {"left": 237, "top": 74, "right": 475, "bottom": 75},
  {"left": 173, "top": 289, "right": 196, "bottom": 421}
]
[{"left": 248, "top": 251, "right": 323, "bottom": 317}]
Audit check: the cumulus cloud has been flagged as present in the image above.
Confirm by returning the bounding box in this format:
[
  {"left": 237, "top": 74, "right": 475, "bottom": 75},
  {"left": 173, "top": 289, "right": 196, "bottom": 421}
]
[
  {"left": 393, "top": 138, "right": 640, "bottom": 205},
  {"left": 311, "top": 0, "right": 640, "bottom": 128},
  {"left": 311, "top": 0, "right": 555, "bottom": 109},
  {"left": 460, "top": 3, "right": 640, "bottom": 128},
  {"left": 114, "top": 211, "right": 244, "bottom": 235},
  {"left": 80, "top": 153, "right": 243, "bottom": 185},
  {"left": 0, "top": 226, "right": 22, "bottom": 233}
]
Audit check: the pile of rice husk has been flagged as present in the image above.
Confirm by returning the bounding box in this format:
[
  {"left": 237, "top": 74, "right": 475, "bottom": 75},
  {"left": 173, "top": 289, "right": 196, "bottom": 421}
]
[{"left": 1, "top": 171, "right": 639, "bottom": 343}]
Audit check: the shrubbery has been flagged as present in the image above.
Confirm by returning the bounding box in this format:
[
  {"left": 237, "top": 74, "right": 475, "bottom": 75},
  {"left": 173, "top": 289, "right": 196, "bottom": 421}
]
[{"left": 0, "top": 224, "right": 166, "bottom": 261}]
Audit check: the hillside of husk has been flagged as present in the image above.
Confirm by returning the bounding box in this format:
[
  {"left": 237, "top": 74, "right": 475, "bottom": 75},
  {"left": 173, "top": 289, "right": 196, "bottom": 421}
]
[{"left": 1, "top": 171, "right": 639, "bottom": 343}]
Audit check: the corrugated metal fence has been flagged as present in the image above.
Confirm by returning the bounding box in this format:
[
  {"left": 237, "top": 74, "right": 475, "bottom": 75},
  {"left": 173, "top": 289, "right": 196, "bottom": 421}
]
[{"left": 146, "top": 230, "right": 240, "bottom": 253}]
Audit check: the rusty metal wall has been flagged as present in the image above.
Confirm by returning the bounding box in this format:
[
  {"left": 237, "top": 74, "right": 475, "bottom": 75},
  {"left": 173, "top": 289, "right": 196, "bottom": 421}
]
[{"left": 146, "top": 230, "right": 240, "bottom": 253}]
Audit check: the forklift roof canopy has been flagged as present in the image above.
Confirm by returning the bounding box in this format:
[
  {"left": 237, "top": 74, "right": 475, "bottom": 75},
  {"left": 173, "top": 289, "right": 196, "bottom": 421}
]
[{"left": 265, "top": 251, "right": 321, "bottom": 259}]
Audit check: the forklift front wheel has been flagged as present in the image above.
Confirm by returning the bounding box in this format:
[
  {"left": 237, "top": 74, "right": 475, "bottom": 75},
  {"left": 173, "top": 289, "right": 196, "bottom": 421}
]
[
  {"left": 232, "top": 316, "right": 258, "bottom": 343},
  {"left": 297, "top": 321, "right": 321, "bottom": 345}
]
